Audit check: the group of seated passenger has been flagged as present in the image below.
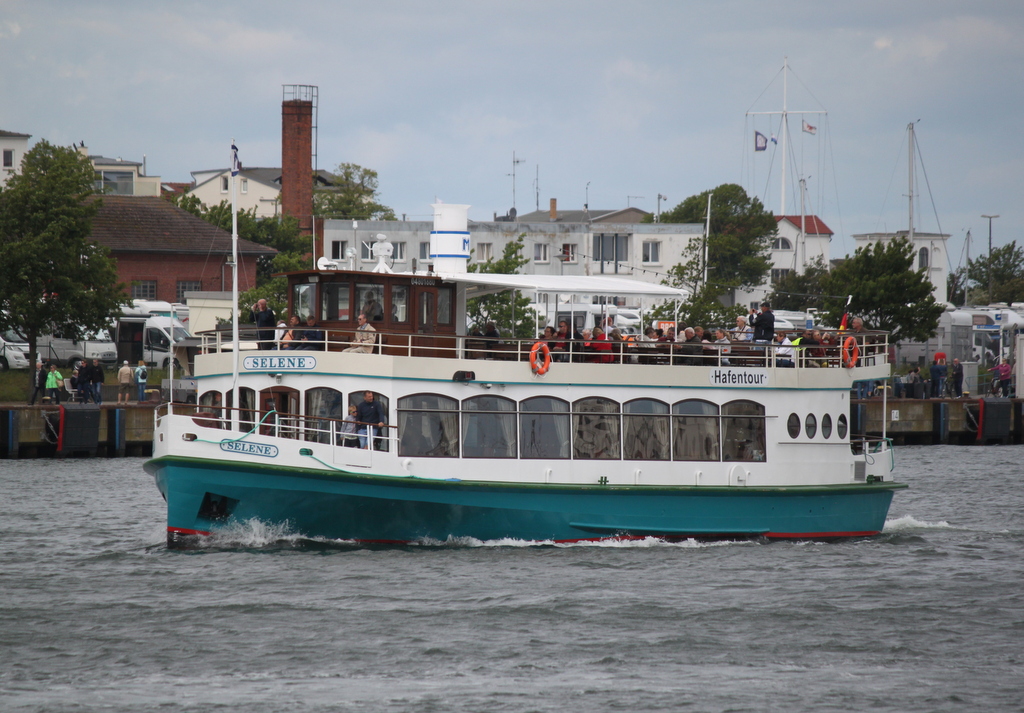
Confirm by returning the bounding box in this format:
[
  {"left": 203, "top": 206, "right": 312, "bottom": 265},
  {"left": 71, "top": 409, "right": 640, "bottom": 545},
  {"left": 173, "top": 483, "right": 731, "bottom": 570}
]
[{"left": 277, "top": 314, "right": 326, "bottom": 350}]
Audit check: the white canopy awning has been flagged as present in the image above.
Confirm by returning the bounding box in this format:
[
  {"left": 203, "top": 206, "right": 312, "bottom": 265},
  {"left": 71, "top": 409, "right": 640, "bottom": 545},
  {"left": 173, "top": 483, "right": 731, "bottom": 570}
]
[{"left": 437, "top": 272, "right": 690, "bottom": 301}]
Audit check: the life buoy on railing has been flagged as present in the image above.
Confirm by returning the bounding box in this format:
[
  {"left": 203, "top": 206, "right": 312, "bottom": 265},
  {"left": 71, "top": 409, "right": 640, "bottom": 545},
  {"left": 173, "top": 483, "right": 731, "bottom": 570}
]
[
  {"left": 530, "top": 341, "right": 552, "bottom": 375},
  {"left": 842, "top": 336, "right": 859, "bottom": 369}
]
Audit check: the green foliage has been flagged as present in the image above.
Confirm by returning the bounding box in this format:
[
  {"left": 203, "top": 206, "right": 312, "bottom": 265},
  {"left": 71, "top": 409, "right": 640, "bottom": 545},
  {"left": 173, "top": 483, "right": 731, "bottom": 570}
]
[
  {"left": 314, "top": 163, "right": 396, "bottom": 221},
  {"left": 820, "top": 238, "right": 943, "bottom": 343},
  {"left": 647, "top": 279, "right": 744, "bottom": 330},
  {"left": 466, "top": 235, "right": 538, "bottom": 339},
  {"left": 658, "top": 183, "right": 775, "bottom": 294},
  {"left": 0, "top": 141, "right": 130, "bottom": 389},
  {"left": 238, "top": 251, "right": 308, "bottom": 322},
  {"left": 964, "top": 240, "right": 1024, "bottom": 305},
  {"left": 767, "top": 256, "right": 830, "bottom": 311}
]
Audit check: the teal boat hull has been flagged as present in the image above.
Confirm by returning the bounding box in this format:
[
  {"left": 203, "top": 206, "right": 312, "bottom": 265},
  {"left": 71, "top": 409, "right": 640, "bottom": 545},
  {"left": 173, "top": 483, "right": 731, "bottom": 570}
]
[{"left": 147, "top": 456, "right": 905, "bottom": 546}]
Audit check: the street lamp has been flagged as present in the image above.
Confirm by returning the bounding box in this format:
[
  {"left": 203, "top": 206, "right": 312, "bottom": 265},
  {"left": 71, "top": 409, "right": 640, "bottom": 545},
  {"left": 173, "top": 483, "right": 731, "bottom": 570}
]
[{"left": 982, "top": 214, "right": 999, "bottom": 302}]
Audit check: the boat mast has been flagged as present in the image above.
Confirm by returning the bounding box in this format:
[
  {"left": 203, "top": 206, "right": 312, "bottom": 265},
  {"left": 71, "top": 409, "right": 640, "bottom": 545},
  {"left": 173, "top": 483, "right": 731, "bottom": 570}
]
[
  {"left": 907, "top": 122, "right": 915, "bottom": 244},
  {"left": 779, "top": 57, "right": 788, "bottom": 216},
  {"left": 230, "top": 141, "right": 240, "bottom": 431}
]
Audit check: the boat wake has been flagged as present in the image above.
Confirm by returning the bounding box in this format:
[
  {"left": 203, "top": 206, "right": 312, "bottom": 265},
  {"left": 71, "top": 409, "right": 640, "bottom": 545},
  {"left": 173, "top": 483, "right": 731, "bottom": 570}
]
[{"left": 882, "top": 514, "right": 957, "bottom": 532}]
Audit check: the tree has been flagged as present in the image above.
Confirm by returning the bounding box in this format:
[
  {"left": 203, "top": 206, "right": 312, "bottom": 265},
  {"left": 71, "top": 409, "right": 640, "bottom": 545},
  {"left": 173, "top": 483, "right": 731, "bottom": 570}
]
[
  {"left": 964, "top": 241, "right": 1024, "bottom": 305},
  {"left": 466, "top": 234, "right": 537, "bottom": 339},
  {"left": 654, "top": 183, "right": 775, "bottom": 297},
  {"left": 819, "top": 238, "right": 943, "bottom": 343},
  {"left": 767, "top": 256, "right": 830, "bottom": 311},
  {"left": 314, "top": 163, "right": 396, "bottom": 221},
  {"left": 0, "top": 140, "right": 130, "bottom": 385}
]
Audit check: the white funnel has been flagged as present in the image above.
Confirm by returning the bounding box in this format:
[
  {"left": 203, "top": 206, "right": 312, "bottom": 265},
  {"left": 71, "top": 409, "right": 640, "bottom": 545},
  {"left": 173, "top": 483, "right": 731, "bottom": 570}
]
[{"left": 429, "top": 203, "right": 471, "bottom": 274}]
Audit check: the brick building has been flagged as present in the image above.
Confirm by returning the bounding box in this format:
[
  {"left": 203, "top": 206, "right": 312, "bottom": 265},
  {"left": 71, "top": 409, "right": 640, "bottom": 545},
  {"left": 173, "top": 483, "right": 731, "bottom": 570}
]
[{"left": 88, "top": 195, "right": 276, "bottom": 303}]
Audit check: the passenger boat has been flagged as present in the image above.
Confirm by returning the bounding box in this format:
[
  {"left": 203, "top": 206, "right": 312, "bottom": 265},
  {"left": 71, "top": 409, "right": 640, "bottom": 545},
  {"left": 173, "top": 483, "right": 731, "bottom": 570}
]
[{"left": 146, "top": 204, "right": 905, "bottom": 547}]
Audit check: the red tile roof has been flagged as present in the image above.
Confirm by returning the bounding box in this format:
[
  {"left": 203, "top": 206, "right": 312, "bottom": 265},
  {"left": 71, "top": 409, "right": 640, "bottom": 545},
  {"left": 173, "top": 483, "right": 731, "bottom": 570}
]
[
  {"left": 776, "top": 215, "right": 833, "bottom": 235},
  {"left": 88, "top": 195, "right": 276, "bottom": 256}
]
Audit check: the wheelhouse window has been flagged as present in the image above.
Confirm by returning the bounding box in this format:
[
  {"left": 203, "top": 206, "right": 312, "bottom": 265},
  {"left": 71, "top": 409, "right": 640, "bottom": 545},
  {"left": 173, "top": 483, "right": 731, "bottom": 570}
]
[
  {"left": 391, "top": 285, "right": 409, "bottom": 323},
  {"left": 672, "top": 399, "right": 720, "bottom": 461},
  {"left": 437, "top": 287, "right": 453, "bottom": 325},
  {"left": 623, "top": 399, "right": 670, "bottom": 460},
  {"left": 356, "top": 283, "right": 384, "bottom": 322},
  {"left": 461, "top": 395, "right": 516, "bottom": 458},
  {"left": 321, "top": 281, "right": 351, "bottom": 321},
  {"left": 292, "top": 283, "right": 315, "bottom": 321},
  {"left": 721, "top": 400, "right": 766, "bottom": 462},
  {"left": 572, "top": 397, "right": 620, "bottom": 459},
  {"left": 398, "top": 394, "right": 458, "bottom": 457},
  {"left": 520, "top": 397, "right": 570, "bottom": 459}
]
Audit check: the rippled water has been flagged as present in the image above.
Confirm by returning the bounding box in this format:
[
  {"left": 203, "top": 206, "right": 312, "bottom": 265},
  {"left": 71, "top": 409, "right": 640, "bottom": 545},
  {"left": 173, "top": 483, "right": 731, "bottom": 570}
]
[{"left": 1, "top": 446, "right": 1022, "bottom": 712}]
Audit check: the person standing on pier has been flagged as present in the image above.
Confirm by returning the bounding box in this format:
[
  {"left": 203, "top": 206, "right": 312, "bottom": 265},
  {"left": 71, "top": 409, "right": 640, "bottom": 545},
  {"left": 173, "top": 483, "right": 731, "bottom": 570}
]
[
  {"left": 28, "top": 362, "right": 47, "bottom": 405},
  {"left": 951, "top": 358, "right": 964, "bottom": 398}
]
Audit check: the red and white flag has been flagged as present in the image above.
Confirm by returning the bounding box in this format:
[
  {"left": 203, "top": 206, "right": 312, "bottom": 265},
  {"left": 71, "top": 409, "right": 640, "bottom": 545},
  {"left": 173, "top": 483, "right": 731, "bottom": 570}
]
[{"left": 802, "top": 120, "right": 817, "bottom": 135}]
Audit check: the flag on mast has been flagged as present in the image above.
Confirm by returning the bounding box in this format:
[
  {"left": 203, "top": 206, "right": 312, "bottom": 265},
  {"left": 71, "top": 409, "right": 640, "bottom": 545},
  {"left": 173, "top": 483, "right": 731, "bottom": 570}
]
[
  {"left": 754, "top": 131, "right": 768, "bottom": 151},
  {"left": 802, "top": 120, "right": 817, "bottom": 135},
  {"left": 231, "top": 143, "right": 241, "bottom": 176}
]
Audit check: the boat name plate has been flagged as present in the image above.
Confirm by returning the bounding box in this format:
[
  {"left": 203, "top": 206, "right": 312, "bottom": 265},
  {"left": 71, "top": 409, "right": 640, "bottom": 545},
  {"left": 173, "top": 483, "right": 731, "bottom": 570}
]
[
  {"left": 243, "top": 355, "right": 317, "bottom": 371},
  {"left": 220, "top": 440, "right": 279, "bottom": 458},
  {"left": 709, "top": 369, "right": 769, "bottom": 387}
]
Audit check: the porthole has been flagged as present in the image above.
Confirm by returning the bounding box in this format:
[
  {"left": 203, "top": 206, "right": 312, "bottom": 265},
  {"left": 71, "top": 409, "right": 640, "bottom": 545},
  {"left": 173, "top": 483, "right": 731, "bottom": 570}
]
[
  {"left": 804, "top": 413, "right": 817, "bottom": 439},
  {"left": 821, "top": 413, "right": 833, "bottom": 439},
  {"left": 837, "top": 413, "right": 849, "bottom": 439},
  {"left": 787, "top": 413, "right": 801, "bottom": 439}
]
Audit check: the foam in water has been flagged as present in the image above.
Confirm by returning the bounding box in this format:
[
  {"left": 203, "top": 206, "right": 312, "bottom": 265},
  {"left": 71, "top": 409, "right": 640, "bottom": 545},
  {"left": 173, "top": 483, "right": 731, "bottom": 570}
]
[{"left": 883, "top": 514, "right": 957, "bottom": 532}]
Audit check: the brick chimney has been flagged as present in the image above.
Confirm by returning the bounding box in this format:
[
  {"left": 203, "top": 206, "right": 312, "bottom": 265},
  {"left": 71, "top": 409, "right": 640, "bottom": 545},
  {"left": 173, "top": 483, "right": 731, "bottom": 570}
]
[
  {"left": 549, "top": 198, "right": 557, "bottom": 222},
  {"left": 282, "top": 98, "right": 313, "bottom": 235}
]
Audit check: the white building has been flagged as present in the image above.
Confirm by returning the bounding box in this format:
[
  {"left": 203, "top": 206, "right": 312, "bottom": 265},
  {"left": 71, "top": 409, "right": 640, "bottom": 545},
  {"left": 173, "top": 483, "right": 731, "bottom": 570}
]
[
  {"left": 851, "top": 229, "right": 949, "bottom": 304},
  {"left": 86, "top": 147, "right": 162, "bottom": 196},
  {"left": 0, "top": 130, "right": 31, "bottom": 187},
  {"left": 733, "top": 214, "right": 832, "bottom": 309},
  {"left": 189, "top": 167, "right": 335, "bottom": 218}
]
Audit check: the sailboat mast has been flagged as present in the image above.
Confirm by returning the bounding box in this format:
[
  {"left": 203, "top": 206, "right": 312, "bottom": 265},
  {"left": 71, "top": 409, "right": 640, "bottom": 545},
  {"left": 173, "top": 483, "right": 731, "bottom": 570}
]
[
  {"left": 779, "top": 57, "right": 788, "bottom": 216},
  {"left": 907, "top": 122, "right": 915, "bottom": 242}
]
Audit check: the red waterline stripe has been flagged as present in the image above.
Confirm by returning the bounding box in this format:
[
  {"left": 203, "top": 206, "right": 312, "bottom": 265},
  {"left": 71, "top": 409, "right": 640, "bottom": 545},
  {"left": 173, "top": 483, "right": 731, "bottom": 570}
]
[
  {"left": 765, "top": 530, "right": 880, "bottom": 538},
  {"left": 167, "top": 526, "right": 212, "bottom": 537}
]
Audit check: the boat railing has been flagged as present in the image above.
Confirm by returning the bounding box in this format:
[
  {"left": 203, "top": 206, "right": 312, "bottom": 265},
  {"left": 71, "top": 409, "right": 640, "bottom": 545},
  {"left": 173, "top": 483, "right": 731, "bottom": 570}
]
[
  {"left": 162, "top": 402, "right": 397, "bottom": 451},
  {"left": 850, "top": 435, "right": 895, "bottom": 474},
  {"left": 195, "top": 326, "right": 889, "bottom": 371}
]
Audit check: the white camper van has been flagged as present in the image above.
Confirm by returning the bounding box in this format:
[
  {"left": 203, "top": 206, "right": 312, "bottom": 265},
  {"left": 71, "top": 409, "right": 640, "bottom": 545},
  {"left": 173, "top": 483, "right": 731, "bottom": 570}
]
[
  {"left": 115, "top": 301, "right": 191, "bottom": 368},
  {"left": 0, "top": 329, "right": 31, "bottom": 370},
  {"left": 34, "top": 328, "right": 118, "bottom": 370}
]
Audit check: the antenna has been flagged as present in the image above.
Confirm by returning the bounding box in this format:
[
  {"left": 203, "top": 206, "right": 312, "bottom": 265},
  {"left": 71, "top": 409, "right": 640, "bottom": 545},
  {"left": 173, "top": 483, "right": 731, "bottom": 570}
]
[{"left": 507, "top": 151, "right": 525, "bottom": 212}]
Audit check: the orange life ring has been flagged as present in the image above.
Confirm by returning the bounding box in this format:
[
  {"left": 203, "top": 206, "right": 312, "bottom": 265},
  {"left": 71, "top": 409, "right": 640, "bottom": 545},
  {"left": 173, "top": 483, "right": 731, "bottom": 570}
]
[
  {"left": 530, "top": 341, "right": 552, "bottom": 375},
  {"left": 842, "top": 336, "right": 859, "bottom": 368}
]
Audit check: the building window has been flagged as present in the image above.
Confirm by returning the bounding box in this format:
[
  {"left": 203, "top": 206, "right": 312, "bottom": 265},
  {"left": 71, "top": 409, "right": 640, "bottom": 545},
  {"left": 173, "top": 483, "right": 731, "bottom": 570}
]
[
  {"left": 918, "top": 247, "right": 929, "bottom": 270},
  {"left": 2, "top": 149, "right": 12, "bottom": 168},
  {"left": 534, "top": 243, "right": 550, "bottom": 263},
  {"left": 419, "top": 241, "right": 430, "bottom": 261},
  {"left": 642, "top": 241, "right": 661, "bottom": 264},
  {"left": 176, "top": 281, "right": 202, "bottom": 303},
  {"left": 241, "top": 178, "right": 248, "bottom": 194},
  {"left": 360, "top": 240, "right": 372, "bottom": 261},
  {"left": 330, "top": 240, "right": 348, "bottom": 261},
  {"left": 392, "top": 242, "right": 406, "bottom": 262},
  {"left": 221, "top": 176, "right": 229, "bottom": 192},
  {"left": 132, "top": 280, "right": 157, "bottom": 300},
  {"left": 476, "top": 243, "right": 493, "bottom": 263},
  {"left": 592, "top": 233, "right": 629, "bottom": 273},
  {"left": 771, "top": 268, "right": 792, "bottom": 284},
  {"left": 773, "top": 237, "right": 793, "bottom": 250},
  {"left": 560, "top": 244, "right": 577, "bottom": 263}
]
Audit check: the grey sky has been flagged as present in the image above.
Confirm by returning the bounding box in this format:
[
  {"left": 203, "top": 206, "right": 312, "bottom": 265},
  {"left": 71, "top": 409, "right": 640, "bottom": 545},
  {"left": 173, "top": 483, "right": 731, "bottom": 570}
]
[{"left": 2, "top": 0, "right": 1020, "bottom": 269}]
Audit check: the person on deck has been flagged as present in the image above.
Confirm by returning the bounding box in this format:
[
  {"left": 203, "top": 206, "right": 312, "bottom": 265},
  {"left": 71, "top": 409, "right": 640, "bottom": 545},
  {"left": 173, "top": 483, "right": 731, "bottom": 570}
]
[
  {"left": 250, "top": 299, "right": 277, "bottom": 350},
  {"left": 297, "top": 315, "right": 325, "bottom": 351},
  {"left": 750, "top": 302, "right": 775, "bottom": 343},
  {"left": 355, "top": 390, "right": 386, "bottom": 449},
  {"left": 343, "top": 313, "right": 377, "bottom": 353}
]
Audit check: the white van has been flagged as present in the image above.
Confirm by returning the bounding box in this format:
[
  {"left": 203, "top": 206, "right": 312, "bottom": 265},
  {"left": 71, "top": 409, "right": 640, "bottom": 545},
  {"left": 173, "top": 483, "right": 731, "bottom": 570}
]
[
  {"left": 0, "top": 329, "right": 31, "bottom": 370},
  {"left": 34, "top": 328, "right": 118, "bottom": 370},
  {"left": 115, "top": 301, "right": 191, "bottom": 368}
]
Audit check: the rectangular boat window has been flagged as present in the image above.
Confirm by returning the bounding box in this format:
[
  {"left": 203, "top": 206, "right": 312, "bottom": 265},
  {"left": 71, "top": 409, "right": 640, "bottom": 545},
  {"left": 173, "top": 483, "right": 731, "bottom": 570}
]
[
  {"left": 321, "top": 282, "right": 351, "bottom": 321},
  {"left": 391, "top": 285, "right": 409, "bottom": 323},
  {"left": 623, "top": 399, "right": 670, "bottom": 460},
  {"left": 437, "top": 287, "right": 452, "bottom": 325},
  {"left": 572, "top": 397, "right": 620, "bottom": 459},
  {"left": 672, "top": 400, "right": 720, "bottom": 461},
  {"left": 356, "top": 283, "right": 385, "bottom": 322},
  {"left": 461, "top": 395, "right": 516, "bottom": 458},
  {"left": 520, "top": 397, "right": 570, "bottom": 459},
  {"left": 292, "top": 283, "right": 315, "bottom": 322},
  {"left": 721, "top": 400, "right": 766, "bottom": 462},
  {"left": 398, "top": 394, "right": 458, "bottom": 457}
]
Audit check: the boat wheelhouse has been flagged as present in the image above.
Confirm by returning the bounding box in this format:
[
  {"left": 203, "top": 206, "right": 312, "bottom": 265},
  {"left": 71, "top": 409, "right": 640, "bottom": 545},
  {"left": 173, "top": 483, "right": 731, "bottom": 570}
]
[{"left": 146, "top": 205, "right": 904, "bottom": 547}]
